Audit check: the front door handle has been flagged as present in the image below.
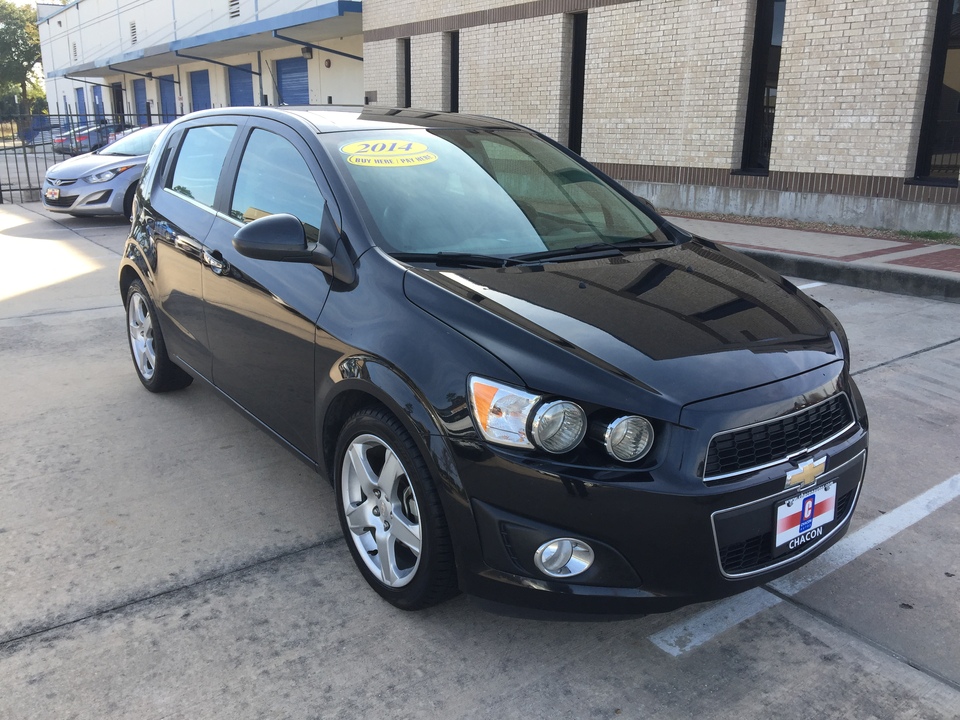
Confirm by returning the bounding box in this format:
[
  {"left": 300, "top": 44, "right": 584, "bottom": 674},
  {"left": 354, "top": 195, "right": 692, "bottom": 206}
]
[{"left": 203, "top": 249, "right": 229, "bottom": 275}]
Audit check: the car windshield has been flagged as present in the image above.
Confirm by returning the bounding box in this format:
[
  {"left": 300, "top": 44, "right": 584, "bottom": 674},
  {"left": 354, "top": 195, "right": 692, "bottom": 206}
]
[
  {"left": 100, "top": 125, "right": 165, "bottom": 157},
  {"left": 326, "top": 129, "right": 669, "bottom": 258}
]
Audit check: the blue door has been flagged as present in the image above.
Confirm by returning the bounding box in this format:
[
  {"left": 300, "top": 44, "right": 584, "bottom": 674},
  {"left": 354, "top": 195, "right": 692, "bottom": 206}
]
[
  {"left": 75, "top": 87, "right": 88, "bottom": 123},
  {"left": 190, "top": 70, "right": 211, "bottom": 112},
  {"left": 276, "top": 57, "right": 308, "bottom": 105},
  {"left": 92, "top": 86, "right": 105, "bottom": 121},
  {"left": 228, "top": 64, "right": 254, "bottom": 106},
  {"left": 133, "top": 79, "right": 148, "bottom": 125},
  {"left": 159, "top": 75, "right": 177, "bottom": 121}
]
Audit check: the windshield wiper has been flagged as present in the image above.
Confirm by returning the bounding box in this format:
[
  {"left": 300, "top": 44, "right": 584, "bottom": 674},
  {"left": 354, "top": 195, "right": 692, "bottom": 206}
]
[
  {"left": 390, "top": 251, "right": 521, "bottom": 268},
  {"left": 511, "top": 239, "right": 672, "bottom": 264}
]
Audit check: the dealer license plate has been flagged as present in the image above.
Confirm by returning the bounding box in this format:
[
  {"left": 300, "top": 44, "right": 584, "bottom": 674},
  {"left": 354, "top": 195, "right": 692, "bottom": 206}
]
[
  {"left": 45, "top": 187, "right": 60, "bottom": 201},
  {"left": 773, "top": 481, "right": 836, "bottom": 557}
]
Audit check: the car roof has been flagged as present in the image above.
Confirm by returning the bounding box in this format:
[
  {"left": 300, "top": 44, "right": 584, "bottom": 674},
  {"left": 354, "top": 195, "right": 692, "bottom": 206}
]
[{"left": 176, "top": 106, "right": 530, "bottom": 134}]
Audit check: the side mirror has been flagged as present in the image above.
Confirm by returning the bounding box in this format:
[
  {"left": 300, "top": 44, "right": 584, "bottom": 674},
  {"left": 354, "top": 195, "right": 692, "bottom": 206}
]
[{"left": 232, "top": 206, "right": 355, "bottom": 284}]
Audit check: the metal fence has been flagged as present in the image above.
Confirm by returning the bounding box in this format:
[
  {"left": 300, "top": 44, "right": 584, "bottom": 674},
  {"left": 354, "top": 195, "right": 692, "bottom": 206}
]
[{"left": 0, "top": 112, "right": 173, "bottom": 204}]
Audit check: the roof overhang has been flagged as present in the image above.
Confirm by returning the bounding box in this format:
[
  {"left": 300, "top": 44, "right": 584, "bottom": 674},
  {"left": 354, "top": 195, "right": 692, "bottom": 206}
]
[{"left": 49, "top": 1, "right": 361, "bottom": 79}]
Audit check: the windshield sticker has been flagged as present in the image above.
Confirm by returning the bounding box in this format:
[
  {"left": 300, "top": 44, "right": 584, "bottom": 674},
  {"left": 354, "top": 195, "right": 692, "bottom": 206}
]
[{"left": 340, "top": 140, "right": 438, "bottom": 167}]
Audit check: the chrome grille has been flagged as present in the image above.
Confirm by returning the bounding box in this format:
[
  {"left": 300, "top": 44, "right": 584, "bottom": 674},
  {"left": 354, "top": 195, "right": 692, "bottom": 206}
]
[{"left": 704, "top": 394, "right": 854, "bottom": 480}]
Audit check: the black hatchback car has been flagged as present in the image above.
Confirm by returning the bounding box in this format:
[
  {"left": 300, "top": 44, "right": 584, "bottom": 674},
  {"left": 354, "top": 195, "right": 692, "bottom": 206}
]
[{"left": 120, "top": 107, "right": 868, "bottom": 615}]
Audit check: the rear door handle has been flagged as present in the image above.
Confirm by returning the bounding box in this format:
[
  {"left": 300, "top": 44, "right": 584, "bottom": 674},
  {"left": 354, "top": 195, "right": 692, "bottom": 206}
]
[{"left": 203, "top": 249, "right": 229, "bottom": 275}]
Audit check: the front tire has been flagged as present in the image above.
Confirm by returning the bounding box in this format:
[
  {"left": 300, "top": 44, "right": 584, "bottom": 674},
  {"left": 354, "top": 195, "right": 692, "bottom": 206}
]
[
  {"left": 123, "top": 184, "right": 137, "bottom": 221},
  {"left": 125, "top": 279, "right": 193, "bottom": 392},
  {"left": 334, "top": 408, "right": 458, "bottom": 610}
]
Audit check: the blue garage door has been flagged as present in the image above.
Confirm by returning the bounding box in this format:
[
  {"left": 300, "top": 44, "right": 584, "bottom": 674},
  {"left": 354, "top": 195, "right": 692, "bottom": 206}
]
[
  {"left": 190, "top": 70, "right": 211, "bottom": 112},
  {"left": 133, "top": 79, "right": 148, "bottom": 125},
  {"left": 92, "top": 86, "right": 105, "bottom": 121},
  {"left": 75, "top": 87, "right": 88, "bottom": 122},
  {"left": 159, "top": 75, "right": 177, "bottom": 121},
  {"left": 276, "top": 57, "right": 309, "bottom": 105},
  {"left": 228, "top": 64, "right": 254, "bottom": 106}
]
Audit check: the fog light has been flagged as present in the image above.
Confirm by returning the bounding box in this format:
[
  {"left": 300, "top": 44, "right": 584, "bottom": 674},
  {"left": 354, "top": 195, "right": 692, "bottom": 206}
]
[
  {"left": 604, "top": 415, "right": 654, "bottom": 462},
  {"left": 534, "top": 538, "right": 595, "bottom": 578}
]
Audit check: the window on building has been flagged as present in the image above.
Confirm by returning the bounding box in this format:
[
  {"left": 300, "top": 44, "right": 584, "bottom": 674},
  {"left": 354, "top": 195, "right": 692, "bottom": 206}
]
[
  {"left": 568, "top": 13, "right": 588, "bottom": 154},
  {"left": 741, "top": 0, "right": 785, "bottom": 172},
  {"left": 400, "top": 38, "right": 411, "bottom": 108},
  {"left": 448, "top": 32, "right": 459, "bottom": 113},
  {"left": 915, "top": 0, "right": 960, "bottom": 183},
  {"left": 168, "top": 125, "right": 237, "bottom": 207}
]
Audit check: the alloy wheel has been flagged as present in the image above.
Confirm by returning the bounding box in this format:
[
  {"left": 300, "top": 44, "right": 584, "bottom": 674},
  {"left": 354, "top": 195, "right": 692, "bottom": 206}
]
[
  {"left": 127, "top": 291, "right": 156, "bottom": 381},
  {"left": 340, "top": 433, "right": 422, "bottom": 588}
]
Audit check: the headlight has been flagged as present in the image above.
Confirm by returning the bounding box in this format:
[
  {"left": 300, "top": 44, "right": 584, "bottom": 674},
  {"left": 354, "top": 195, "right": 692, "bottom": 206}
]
[
  {"left": 468, "top": 377, "right": 539, "bottom": 448},
  {"left": 531, "top": 400, "right": 586, "bottom": 454},
  {"left": 603, "top": 415, "right": 654, "bottom": 462},
  {"left": 468, "top": 377, "right": 586, "bottom": 453},
  {"left": 83, "top": 165, "right": 133, "bottom": 183}
]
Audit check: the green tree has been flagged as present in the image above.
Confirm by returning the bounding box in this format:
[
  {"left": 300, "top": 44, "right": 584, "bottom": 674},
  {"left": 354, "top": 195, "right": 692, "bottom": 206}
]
[{"left": 0, "top": 0, "right": 42, "bottom": 114}]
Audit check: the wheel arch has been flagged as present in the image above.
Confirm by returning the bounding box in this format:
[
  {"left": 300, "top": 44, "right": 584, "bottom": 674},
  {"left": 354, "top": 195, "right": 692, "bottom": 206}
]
[
  {"left": 318, "top": 359, "right": 467, "bottom": 504},
  {"left": 118, "top": 262, "right": 144, "bottom": 303},
  {"left": 118, "top": 243, "right": 153, "bottom": 303}
]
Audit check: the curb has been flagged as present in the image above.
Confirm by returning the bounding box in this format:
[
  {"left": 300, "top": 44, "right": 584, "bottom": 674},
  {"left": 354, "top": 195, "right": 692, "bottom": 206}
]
[{"left": 737, "top": 248, "right": 960, "bottom": 305}]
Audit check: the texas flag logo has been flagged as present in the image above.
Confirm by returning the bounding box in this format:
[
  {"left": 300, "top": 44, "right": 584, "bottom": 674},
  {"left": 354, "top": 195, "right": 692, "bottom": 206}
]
[
  {"left": 799, "top": 495, "right": 816, "bottom": 533},
  {"left": 776, "top": 482, "right": 837, "bottom": 550}
]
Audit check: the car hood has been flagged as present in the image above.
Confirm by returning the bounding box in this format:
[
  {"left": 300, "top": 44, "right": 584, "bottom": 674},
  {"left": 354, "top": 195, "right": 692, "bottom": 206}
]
[
  {"left": 46, "top": 152, "right": 144, "bottom": 180},
  {"left": 402, "top": 238, "right": 842, "bottom": 421}
]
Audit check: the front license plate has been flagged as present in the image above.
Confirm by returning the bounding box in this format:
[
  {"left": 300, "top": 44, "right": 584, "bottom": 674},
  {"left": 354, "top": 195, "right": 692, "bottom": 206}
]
[
  {"left": 45, "top": 187, "right": 60, "bottom": 201},
  {"left": 773, "top": 481, "right": 837, "bottom": 557}
]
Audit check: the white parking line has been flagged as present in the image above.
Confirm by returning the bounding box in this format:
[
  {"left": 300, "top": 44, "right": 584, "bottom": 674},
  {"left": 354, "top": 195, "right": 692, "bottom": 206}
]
[
  {"left": 796, "top": 281, "right": 826, "bottom": 290},
  {"left": 649, "top": 473, "right": 960, "bottom": 656}
]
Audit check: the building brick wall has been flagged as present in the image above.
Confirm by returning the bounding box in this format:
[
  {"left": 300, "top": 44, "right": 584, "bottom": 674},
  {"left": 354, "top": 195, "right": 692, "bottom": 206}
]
[
  {"left": 460, "top": 14, "right": 572, "bottom": 142},
  {"left": 364, "top": 39, "right": 406, "bottom": 107},
  {"left": 410, "top": 33, "right": 451, "bottom": 110},
  {"left": 772, "top": 0, "right": 938, "bottom": 177},
  {"left": 362, "top": 0, "right": 960, "bottom": 229},
  {"left": 580, "top": 1, "right": 754, "bottom": 169}
]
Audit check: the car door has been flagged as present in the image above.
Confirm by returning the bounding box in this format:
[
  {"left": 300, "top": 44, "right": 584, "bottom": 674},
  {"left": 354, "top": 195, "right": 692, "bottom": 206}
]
[
  {"left": 145, "top": 120, "right": 242, "bottom": 380},
  {"left": 201, "top": 120, "right": 338, "bottom": 461}
]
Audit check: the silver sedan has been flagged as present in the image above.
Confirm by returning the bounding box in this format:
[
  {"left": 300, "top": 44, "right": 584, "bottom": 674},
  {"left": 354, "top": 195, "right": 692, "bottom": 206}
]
[{"left": 42, "top": 124, "right": 166, "bottom": 218}]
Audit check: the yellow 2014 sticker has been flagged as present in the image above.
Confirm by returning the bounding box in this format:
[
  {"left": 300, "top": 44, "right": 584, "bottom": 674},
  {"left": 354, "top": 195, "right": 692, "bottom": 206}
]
[{"left": 340, "top": 140, "right": 438, "bottom": 167}]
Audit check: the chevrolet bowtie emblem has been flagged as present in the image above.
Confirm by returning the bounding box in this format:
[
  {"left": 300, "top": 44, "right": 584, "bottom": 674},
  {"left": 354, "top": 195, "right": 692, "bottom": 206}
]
[{"left": 786, "top": 456, "right": 827, "bottom": 491}]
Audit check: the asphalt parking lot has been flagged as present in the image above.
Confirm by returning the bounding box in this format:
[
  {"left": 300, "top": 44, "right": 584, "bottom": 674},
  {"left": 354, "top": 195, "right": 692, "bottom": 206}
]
[{"left": 1, "top": 203, "right": 958, "bottom": 719}]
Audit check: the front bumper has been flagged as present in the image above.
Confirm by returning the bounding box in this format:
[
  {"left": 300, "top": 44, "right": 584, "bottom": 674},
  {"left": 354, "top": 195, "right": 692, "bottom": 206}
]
[
  {"left": 447, "top": 372, "right": 869, "bottom": 615},
  {"left": 41, "top": 179, "right": 125, "bottom": 216}
]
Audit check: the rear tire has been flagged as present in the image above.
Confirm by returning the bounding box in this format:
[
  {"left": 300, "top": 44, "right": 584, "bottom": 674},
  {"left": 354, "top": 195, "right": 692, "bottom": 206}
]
[
  {"left": 334, "top": 407, "right": 458, "bottom": 610},
  {"left": 125, "top": 279, "right": 193, "bottom": 393}
]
